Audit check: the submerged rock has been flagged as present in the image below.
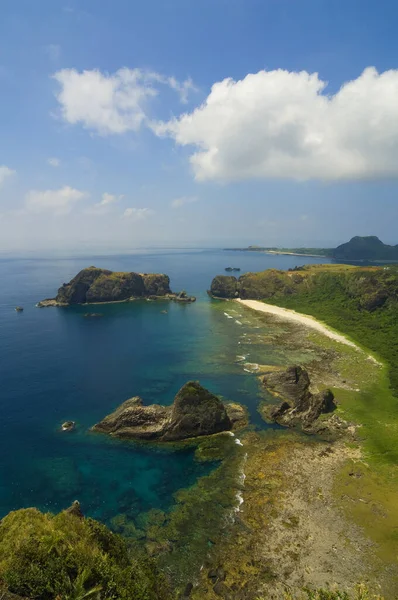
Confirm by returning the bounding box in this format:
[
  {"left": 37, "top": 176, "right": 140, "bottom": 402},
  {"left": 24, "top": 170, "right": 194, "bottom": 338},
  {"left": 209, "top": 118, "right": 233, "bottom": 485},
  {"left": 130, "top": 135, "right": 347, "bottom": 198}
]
[
  {"left": 93, "top": 381, "right": 247, "bottom": 442},
  {"left": 38, "top": 267, "right": 195, "bottom": 306},
  {"left": 61, "top": 420, "right": 76, "bottom": 432},
  {"left": 173, "top": 290, "right": 196, "bottom": 303},
  {"left": 261, "top": 366, "right": 336, "bottom": 432},
  {"left": 83, "top": 312, "right": 104, "bottom": 318},
  {"left": 15, "top": 306, "right": 24, "bottom": 312}
]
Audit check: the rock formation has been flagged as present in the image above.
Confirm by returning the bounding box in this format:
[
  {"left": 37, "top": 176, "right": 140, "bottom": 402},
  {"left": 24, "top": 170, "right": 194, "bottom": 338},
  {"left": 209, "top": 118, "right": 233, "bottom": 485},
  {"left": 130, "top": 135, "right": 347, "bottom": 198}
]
[
  {"left": 37, "top": 267, "right": 195, "bottom": 306},
  {"left": 92, "top": 381, "right": 247, "bottom": 441},
  {"left": 64, "top": 500, "right": 83, "bottom": 518},
  {"left": 61, "top": 420, "right": 76, "bottom": 431},
  {"left": 260, "top": 366, "right": 336, "bottom": 431},
  {"left": 209, "top": 275, "right": 239, "bottom": 299}
]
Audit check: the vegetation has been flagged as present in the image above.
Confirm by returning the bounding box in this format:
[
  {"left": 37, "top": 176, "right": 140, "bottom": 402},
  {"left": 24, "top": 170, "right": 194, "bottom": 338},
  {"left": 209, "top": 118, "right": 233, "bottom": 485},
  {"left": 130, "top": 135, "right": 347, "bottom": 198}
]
[
  {"left": 259, "top": 265, "right": 398, "bottom": 394},
  {"left": 333, "top": 236, "right": 398, "bottom": 261},
  {"left": 212, "top": 264, "right": 398, "bottom": 394},
  {"left": 0, "top": 507, "right": 170, "bottom": 600},
  {"left": 278, "top": 585, "right": 384, "bottom": 599},
  {"left": 225, "top": 235, "right": 398, "bottom": 261}
]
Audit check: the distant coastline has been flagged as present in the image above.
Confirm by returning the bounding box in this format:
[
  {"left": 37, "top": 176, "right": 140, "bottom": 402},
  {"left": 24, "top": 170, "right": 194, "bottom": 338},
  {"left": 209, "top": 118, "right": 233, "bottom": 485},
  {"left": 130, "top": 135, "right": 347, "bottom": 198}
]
[
  {"left": 264, "top": 250, "right": 328, "bottom": 258},
  {"left": 225, "top": 235, "right": 398, "bottom": 262}
]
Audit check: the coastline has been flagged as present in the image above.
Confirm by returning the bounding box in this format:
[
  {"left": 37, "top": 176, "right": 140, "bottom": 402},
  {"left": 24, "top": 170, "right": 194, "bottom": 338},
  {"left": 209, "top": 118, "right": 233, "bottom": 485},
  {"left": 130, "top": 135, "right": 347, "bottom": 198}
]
[
  {"left": 265, "top": 250, "right": 329, "bottom": 258},
  {"left": 236, "top": 298, "right": 381, "bottom": 364}
]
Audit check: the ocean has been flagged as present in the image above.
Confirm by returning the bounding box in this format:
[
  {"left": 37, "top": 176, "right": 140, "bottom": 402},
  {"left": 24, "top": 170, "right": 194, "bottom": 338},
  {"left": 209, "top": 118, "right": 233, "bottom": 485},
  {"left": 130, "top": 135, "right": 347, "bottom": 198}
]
[{"left": 0, "top": 249, "right": 331, "bottom": 525}]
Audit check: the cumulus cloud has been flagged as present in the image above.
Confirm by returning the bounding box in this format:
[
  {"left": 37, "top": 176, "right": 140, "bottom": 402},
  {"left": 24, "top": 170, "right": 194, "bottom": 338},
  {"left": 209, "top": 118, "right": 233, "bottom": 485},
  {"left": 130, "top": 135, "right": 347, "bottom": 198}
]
[
  {"left": 53, "top": 68, "right": 195, "bottom": 135},
  {"left": 86, "top": 192, "right": 124, "bottom": 215},
  {"left": 154, "top": 67, "right": 398, "bottom": 182},
  {"left": 123, "top": 207, "right": 154, "bottom": 220},
  {"left": 25, "top": 186, "right": 88, "bottom": 215},
  {"left": 47, "top": 157, "right": 61, "bottom": 167},
  {"left": 0, "top": 165, "right": 16, "bottom": 187},
  {"left": 170, "top": 195, "right": 198, "bottom": 208}
]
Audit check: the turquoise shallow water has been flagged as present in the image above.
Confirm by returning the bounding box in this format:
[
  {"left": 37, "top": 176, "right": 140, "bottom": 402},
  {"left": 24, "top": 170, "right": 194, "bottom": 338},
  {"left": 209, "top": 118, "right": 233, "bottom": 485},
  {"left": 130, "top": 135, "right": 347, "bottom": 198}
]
[{"left": 0, "top": 249, "right": 331, "bottom": 524}]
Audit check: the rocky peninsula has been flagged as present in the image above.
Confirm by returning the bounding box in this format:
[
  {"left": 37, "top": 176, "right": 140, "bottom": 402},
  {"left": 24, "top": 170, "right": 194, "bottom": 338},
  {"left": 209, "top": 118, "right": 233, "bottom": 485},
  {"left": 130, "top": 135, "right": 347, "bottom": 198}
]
[
  {"left": 37, "top": 266, "right": 195, "bottom": 306},
  {"left": 93, "top": 381, "right": 247, "bottom": 441}
]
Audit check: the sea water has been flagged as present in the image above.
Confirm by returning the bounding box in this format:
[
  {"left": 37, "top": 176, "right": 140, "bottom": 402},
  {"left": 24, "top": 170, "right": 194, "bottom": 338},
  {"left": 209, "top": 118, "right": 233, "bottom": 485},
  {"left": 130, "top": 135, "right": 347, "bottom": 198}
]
[{"left": 0, "top": 249, "right": 331, "bottom": 523}]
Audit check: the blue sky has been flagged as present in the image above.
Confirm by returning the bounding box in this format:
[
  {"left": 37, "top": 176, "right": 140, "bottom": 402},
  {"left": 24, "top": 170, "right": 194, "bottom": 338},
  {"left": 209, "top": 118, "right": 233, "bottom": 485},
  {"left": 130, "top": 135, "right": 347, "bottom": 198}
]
[{"left": 1, "top": 0, "right": 398, "bottom": 253}]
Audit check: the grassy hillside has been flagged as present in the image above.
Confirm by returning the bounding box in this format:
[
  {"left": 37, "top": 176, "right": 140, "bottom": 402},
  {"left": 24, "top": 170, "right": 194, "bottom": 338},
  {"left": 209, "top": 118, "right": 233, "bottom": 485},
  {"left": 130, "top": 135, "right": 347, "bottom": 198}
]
[
  {"left": 261, "top": 265, "right": 398, "bottom": 393},
  {"left": 212, "top": 264, "right": 398, "bottom": 393},
  {"left": 0, "top": 506, "right": 170, "bottom": 600}
]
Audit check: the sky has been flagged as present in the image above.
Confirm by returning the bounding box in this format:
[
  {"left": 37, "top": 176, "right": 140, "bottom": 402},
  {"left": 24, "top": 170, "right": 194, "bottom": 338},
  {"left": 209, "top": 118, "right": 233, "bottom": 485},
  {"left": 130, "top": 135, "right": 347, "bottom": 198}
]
[{"left": 1, "top": 0, "right": 398, "bottom": 254}]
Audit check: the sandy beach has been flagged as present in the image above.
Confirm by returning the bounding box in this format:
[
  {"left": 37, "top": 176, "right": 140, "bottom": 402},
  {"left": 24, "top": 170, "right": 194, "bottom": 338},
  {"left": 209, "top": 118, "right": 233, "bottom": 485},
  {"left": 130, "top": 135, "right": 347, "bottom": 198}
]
[{"left": 237, "top": 298, "right": 360, "bottom": 350}]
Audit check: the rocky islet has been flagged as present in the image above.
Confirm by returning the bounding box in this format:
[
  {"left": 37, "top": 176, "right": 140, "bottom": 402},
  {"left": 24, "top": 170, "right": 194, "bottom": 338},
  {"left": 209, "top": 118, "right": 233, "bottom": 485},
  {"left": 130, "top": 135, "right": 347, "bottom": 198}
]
[
  {"left": 37, "top": 266, "right": 196, "bottom": 306},
  {"left": 92, "top": 381, "right": 247, "bottom": 442}
]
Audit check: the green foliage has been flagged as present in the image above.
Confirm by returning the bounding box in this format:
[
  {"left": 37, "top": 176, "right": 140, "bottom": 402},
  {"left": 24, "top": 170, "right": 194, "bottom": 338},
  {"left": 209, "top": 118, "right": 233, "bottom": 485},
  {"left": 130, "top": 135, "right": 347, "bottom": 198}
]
[
  {"left": 264, "top": 267, "right": 398, "bottom": 394},
  {"left": 257, "top": 583, "right": 383, "bottom": 599},
  {"left": 0, "top": 508, "right": 170, "bottom": 600},
  {"left": 333, "top": 235, "right": 398, "bottom": 261}
]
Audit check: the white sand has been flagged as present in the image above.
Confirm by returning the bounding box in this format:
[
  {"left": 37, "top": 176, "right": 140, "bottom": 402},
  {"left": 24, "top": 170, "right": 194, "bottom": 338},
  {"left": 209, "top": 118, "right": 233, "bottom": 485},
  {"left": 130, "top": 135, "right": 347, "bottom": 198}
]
[{"left": 236, "top": 299, "right": 374, "bottom": 356}]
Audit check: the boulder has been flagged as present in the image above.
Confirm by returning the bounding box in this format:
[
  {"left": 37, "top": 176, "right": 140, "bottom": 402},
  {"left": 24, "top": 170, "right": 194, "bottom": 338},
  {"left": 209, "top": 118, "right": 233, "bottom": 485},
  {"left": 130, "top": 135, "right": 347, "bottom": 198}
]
[
  {"left": 261, "top": 366, "right": 336, "bottom": 431},
  {"left": 93, "top": 381, "right": 245, "bottom": 442}
]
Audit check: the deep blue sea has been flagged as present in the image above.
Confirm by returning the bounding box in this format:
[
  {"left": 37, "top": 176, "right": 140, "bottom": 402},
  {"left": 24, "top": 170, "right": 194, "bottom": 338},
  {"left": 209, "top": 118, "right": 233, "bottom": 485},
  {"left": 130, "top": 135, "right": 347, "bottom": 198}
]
[{"left": 0, "top": 249, "right": 332, "bottom": 524}]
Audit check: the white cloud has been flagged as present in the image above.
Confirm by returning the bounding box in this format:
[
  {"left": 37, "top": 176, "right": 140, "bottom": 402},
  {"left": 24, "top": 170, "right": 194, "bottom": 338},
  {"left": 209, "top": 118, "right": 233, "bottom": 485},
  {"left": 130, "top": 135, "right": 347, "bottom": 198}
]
[
  {"left": 85, "top": 192, "right": 124, "bottom": 215},
  {"left": 171, "top": 195, "right": 198, "bottom": 208},
  {"left": 148, "top": 72, "right": 197, "bottom": 104},
  {"left": 25, "top": 186, "right": 88, "bottom": 215},
  {"left": 53, "top": 68, "right": 195, "bottom": 135},
  {"left": 123, "top": 207, "right": 154, "bottom": 220},
  {"left": 0, "top": 165, "right": 16, "bottom": 187},
  {"left": 154, "top": 67, "right": 398, "bottom": 182},
  {"left": 100, "top": 192, "right": 123, "bottom": 205},
  {"left": 47, "top": 157, "right": 61, "bottom": 167}
]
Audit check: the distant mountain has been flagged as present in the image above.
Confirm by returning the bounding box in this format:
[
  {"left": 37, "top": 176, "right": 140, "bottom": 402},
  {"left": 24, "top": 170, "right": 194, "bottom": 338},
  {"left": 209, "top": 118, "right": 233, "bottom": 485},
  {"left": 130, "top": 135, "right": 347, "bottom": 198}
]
[{"left": 332, "top": 236, "right": 398, "bottom": 261}]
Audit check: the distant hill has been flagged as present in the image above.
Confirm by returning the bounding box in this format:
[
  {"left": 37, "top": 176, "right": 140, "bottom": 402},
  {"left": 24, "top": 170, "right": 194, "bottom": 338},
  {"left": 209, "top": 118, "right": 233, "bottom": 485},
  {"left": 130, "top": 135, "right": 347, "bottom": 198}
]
[
  {"left": 332, "top": 236, "right": 398, "bottom": 261},
  {"left": 226, "top": 236, "right": 398, "bottom": 262}
]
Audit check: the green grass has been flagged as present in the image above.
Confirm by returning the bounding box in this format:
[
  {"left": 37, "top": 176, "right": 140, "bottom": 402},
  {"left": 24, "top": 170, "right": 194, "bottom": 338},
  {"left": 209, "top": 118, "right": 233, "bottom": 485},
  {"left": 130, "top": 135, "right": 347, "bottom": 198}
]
[{"left": 0, "top": 508, "right": 170, "bottom": 600}]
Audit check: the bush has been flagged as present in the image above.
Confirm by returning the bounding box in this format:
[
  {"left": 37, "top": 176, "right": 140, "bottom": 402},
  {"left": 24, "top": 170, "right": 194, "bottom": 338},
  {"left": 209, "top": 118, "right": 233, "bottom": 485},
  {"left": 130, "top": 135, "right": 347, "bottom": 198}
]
[{"left": 0, "top": 508, "right": 170, "bottom": 600}]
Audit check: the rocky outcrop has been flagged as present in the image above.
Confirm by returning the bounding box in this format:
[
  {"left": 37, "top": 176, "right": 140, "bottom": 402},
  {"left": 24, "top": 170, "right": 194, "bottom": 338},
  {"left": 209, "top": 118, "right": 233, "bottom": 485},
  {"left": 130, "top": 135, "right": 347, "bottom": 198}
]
[
  {"left": 209, "top": 275, "right": 239, "bottom": 299},
  {"left": 64, "top": 500, "right": 83, "bottom": 518},
  {"left": 61, "top": 420, "right": 75, "bottom": 431},
  {"left": 209, "top": 270, "right": 296, "bottom": 300},
  {"left": 260, "top": 366, "right": 336, "bottom": 432},
  {"left": 92, "top": 381, "right": 247, "bottom": 441},
  {"left": 38, "top": 267, "right": 195, "bottom": 306}
]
